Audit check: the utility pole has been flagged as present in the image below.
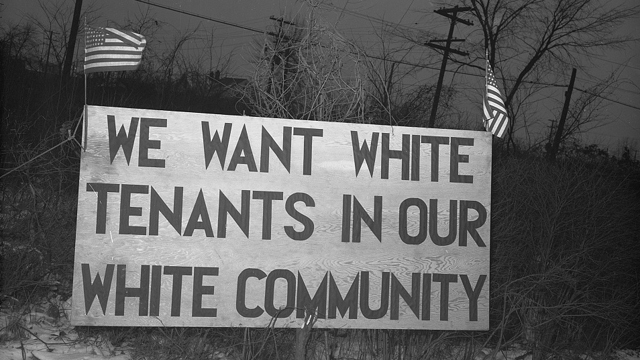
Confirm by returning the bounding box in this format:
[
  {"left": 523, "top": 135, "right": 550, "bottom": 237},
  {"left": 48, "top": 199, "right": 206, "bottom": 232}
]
[
  {"left": 62, "top": 0, "right": 83, "bottom": 78},
  {"left": 425, "top": 6, "right": 472, "bottom": 128},
  {"left": 43, "top": 30, "right": 54, "bottom": 78},
  {"left": 266, "top": 16, "right": 295, "bottom": 94},
  {"left": 548, "top": 68, "right": 577, "bottom": 161},
  {"left": 269, "top": 16, "right": 295, "bottom": 37}
]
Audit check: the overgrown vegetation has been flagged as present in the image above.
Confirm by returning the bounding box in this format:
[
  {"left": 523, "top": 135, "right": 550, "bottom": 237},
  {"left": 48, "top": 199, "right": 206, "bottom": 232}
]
[
  {"left": 2, "top": 1, "right": 640, "bottom": 359},
  {"left": 488, "top": 153, "right": 640, "bottom": 358}
]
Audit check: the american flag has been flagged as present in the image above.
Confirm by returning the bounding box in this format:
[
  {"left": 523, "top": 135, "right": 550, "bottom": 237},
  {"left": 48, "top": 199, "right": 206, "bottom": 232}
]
[
  {"left": 483, "top": 58, "right": 509, "bottom": 138},
  {"left": 84, "top": 27, "right": 146, "bottom": 73}
]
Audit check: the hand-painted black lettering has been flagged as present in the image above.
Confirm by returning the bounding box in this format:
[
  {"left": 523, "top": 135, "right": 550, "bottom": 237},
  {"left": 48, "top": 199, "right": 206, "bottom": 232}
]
[
  {"left": 228, "top": 125, "right": 257, "bottom": 172},
  {"left": 390, "top": 273, "right": 420, "bottom": 320},
  {"left": 450, "top": 137, "right": 474, "bottom": 183},
  {"left": 217, "top": 190, "right": 251, "bottom": 238},
  {"left": 202, "top": 122, "right": 232, "bottom": 169},
  {"left": 119, "top": 184, "right": 149, "bottom": 235},
  {"left": 82, "top": 263, "right": 114, "bottom": 315},
  {"left": 149, "top": 186, "right": 183, "bottom": 236},
  {"left": 328, "top": 273, "right": 359, "bottom": 319},
  {"left": 293, "top": 127, "right": 323, "bottom": 175},
  {"left": 460, "top": 274, "right": 486, "bottom": 321},
  {"left": 264, "top": 269, "right": 295, "bottom": 318},
  {"left": 296, "top": 272, "right": 328, "bottom": 319},
  {"left": 429, "top": 199, "right": 457, "bottom": 246},
  {"left": 351, "top": 195, "right": 382, "bottom": 243},
  {"left": 236, "top": 268, "right": 266, "bottom": 318},
  {"left": 163, "top": 266, "right": 193, "bottom": 317},
  {"left": 351, "top": 131, "right": 379, "bottom": 177},
  {"left": 183, "top": 189, "right": 214, "bottom": 237},
  {"left": 149, "top": 265, "right": 162, "bottom": 316},
  {"left": 433, "top": 273, "right": 457, "bottom": 321},
  {"left": 421, "top": 274, "right": 431, "bottom": 320},
  {"left": 411, "top": 135, "right": 421, "bottom": 181},
  {"left": 398, "top": 198, "right": 427, "bottom": 245},
  {"left": 192, "top": 267, "right": 218, "bottom": 317},
  {"left": 183, "top": 189, "right": 213, "bottom": 237},
  {"left": 252, "top": 191, "right": 283, "bottom": 240},
  {"left": 381, "top": 133, "right": 410, "bottom": 180},
  {"left": 115, "top": 264, "right": 150, "bottom": 316},
  {"left": 341, "top": 195, "right": 351, "bottom": 242},
  {"left": 421, "top": 136, "right": 449, "bottom": 182},
  {"left": 284, "top": 192, "right": 315, "bottom": 240},
  {"left": 86, "top": 182, "right": 119, "bottom": 234},
  {"left": 107, "top": 115, "right": 138, "bottom": 165},
  {"left": 260, "top": 126, "right": 292, "bottom": 173},
  {"left": 360, "top": 271, "right": 389, "bottom": 319},
  {"left": 138, "top": 117, "right": 166, "bottom": 168},
  {"left": 459, "top": 200, "right": 487, "bottom": 247}
]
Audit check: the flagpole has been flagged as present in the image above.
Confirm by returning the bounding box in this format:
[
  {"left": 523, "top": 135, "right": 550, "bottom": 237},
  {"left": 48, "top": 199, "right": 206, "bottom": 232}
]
[
  {"left": 484, "top": 48, "right": 489, "bottom": 129},
  {"left": 83, "top": 16, "right": 88, "bottom": 150}
]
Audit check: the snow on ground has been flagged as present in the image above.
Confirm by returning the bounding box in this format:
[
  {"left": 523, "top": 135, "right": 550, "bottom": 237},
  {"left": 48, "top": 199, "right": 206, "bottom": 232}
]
[
  {"left": 0, "top": 296, "right": 130, "bottom": 360},
  {"left": 1, "top": 296, "right": 638, "bottom": 360}
]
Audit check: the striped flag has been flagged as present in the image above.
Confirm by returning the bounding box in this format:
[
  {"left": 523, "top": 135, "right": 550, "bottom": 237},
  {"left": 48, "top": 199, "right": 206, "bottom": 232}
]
[
  {"left": 483, "top": 57, "right": 509, "bottom": 138},
  {"left": 84, "top": 27, "right": 146, "bottom": 73}
]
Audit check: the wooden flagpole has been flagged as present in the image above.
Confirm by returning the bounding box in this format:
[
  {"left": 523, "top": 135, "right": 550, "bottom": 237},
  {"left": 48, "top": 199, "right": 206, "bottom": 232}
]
[{"left": 83, "top": 16, "right": 88, "bottom": 150}]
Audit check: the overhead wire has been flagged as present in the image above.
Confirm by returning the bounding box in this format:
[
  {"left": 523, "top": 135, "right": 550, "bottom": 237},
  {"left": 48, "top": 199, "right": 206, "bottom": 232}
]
[
  {"left": 132, "top": 0, "right": 267, "bottom": 34},
  {"left": 315, "top": 2, "right": 435, "bottom": 34},
  {"left": 132, "top": 0, "right": 640, "bottom": 114}
]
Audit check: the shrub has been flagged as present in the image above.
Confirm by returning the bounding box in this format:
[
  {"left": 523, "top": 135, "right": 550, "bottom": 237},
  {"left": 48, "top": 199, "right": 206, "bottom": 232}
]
[{"left": 489, "top": 156, "right": 640, "bottom": 358}]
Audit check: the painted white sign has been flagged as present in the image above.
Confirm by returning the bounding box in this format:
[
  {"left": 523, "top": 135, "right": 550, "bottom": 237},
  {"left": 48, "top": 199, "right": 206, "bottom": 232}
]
[{"left": 72, "top": 105, "right": 492, "bottom": 330}]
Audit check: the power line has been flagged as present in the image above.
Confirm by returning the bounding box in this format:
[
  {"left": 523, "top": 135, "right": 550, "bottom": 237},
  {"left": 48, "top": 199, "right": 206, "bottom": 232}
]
[
  {"left": 132, "top": 0, "right": 266, "bottom": 34},
  {"left": 575, "top": 87, "right": 640, "bottom": 111},
  {"left": 317, "top": 2, "right": 426, "bottom": 34},
  {"left": 588, "top": 54, "right": 640, "bottom": 72},
  {"left": 132, "top": 0, "right": 640, "bottom": 113}
]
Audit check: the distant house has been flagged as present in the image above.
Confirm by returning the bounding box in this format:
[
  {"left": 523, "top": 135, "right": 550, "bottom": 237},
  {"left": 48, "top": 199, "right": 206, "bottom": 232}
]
[
  {"left": 208, "top": 70, "right": 248, "bottom": 98},
  {"left": 172, "top": 69, "right": 250, "bottom": 115}
]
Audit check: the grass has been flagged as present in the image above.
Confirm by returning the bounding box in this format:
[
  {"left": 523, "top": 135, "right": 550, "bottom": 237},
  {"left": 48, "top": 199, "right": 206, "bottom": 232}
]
[{"left": 2, "top": 130, "right": 639, "bottom": 359}]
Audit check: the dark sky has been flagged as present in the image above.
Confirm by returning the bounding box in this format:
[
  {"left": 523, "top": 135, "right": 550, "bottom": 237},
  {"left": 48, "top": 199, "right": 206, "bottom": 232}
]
[{"left": 3, "top": 0, "right": 639, "bottom": 151}]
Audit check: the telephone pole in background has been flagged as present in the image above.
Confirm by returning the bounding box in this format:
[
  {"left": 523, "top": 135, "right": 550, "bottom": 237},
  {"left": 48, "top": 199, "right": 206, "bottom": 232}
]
[
  {"left": 426, "top": 6, "right": 472, "bottom": 128},
  {"left": 62, "top": 0, "right": 82, "bottom": 78},
  {"left": 43, "top": 31, "right": 54, "bottom": 76},
  {"left": 547, "top": 68, "right": 577, "bottom": 162},
  {"left": 266, "top": 16, "right": 294, "bottom": 92},
  {"left": 268, "top": 16, "right": 295, "bottom": 72}
]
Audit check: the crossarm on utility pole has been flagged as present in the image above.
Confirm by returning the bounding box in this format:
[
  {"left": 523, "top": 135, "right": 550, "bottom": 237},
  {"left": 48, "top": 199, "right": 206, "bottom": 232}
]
[{"left": 426, "top": 6, "right": 472, "bottom": 128}]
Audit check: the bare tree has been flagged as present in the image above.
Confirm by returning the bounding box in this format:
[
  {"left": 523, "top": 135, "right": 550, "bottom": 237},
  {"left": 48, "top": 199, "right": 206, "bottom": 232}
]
[
  {"left": 464, "top": 0, "right": 639, "bottom": 150},
  {"left": 25, "top": 0, "right": 97, "bottom": 75},
  {"left": 242, "top": 9, "right": 367, "bottom": 122},
  {"left": 1, "top": 22, "right": 41, "bottom": 69},
  {"left": 122, "top": 5, "right": 164, "bottom": 38},
  {"left": 360, "top": 23, "right": 440, "bottom": 128}
]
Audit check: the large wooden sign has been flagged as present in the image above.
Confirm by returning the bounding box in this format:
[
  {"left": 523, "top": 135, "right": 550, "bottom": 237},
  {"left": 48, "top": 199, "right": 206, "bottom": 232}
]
[{"left": 71, "top": 105, "right": 492, "bottom": 330}]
